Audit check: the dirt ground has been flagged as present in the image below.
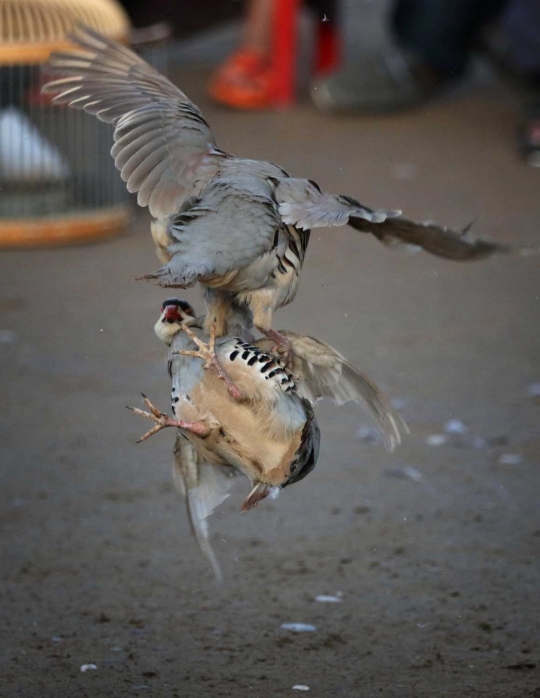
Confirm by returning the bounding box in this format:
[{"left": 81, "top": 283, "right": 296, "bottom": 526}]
[{"left": 1, "top": 71, "right": 540, "bottom": 698}]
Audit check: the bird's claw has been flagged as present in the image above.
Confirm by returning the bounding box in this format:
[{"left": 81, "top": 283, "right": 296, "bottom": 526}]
[
  {"left": 140, "top": 393, "right": 162, "bottom": 417},
  {"left": 126, "top": 394, "right": 174, "bottom": 442},
  {"left": 176, "top": 318, "right": 217, "bottom": 370},
  {"left": 127, "top": 394, "right": 208, "bottom": 441},
  {"left": 176, "top": 319, "right": 244, "bottom": 401}
]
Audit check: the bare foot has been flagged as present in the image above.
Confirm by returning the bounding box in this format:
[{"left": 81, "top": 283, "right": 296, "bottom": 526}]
[
  {"left": 127, "top": 394, "right": 208, "bottom": 442},
  {"left": 175, "top": 319, "right": 244, "bottom": 401}
]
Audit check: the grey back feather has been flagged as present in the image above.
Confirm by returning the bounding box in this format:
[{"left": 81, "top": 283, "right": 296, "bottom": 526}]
[{"left": 148, "top": 174, "right": 283, "bottom": 286}]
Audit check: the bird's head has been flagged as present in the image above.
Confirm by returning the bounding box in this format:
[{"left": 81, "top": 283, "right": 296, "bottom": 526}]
[{"left": 154, "top": 298, "right": 197, "bottom": 345}]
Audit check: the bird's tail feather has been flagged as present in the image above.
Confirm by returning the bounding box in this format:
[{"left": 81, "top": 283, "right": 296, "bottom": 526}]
[{"left": 172, "top": 435, "right": 235, "bottom": 582}]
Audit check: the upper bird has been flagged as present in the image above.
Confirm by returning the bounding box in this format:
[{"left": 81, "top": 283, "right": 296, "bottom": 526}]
[{"left": 43, "top": 27, "right": 523, "bottom": 347}]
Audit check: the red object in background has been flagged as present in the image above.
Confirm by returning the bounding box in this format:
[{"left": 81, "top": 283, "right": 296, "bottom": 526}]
[
  {"left": 272, "top": 0, "right": 341, "bottom": 107},
  {"left": 315, "top": 16, "right": 341, "bottom": 74},
  {"left": 208, "top": 49, "right": 277, "bottom": 109}
]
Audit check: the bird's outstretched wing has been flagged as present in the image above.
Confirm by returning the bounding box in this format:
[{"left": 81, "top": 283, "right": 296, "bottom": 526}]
[
  {"left": 274, "top": 177, "right": 536, "bottom": 260},
  {"left": 42, "top": 26, "right": 223, "bottom": 218},
  {"left": 172, "top": 434, "right": 236, "bottom": 582},
  {"left": 257, "top": 331, "right": 407, "bottom": 452}
]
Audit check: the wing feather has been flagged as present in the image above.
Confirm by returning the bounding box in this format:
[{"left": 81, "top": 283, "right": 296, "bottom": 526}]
[
  {"left": 42, "top": 26, "right": 223, "bottom": 217},
  {"left": 258, "top": 331, "right": 407, "bottom": 452},
  {"left": 273, "top": 178, "right": 536, "bottom": 260},
  {"left": 274, "top": 177, "right": 399, "bottom": 230},
  {"left": 347, "top": 215, "right": 530, "bottom": 260}
]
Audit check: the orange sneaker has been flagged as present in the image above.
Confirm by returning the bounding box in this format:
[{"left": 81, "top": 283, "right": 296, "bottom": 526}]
[{"left": 208, "top": 49, "right": 276, "bottom": 109}]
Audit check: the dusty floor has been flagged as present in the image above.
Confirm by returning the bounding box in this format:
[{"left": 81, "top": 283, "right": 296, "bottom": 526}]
[{"left": 1, "top": 74, "right": 540, "bottom": 698}]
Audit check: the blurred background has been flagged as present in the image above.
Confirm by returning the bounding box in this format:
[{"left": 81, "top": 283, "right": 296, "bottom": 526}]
[{"left": 1, "top": 1, "right": 539, "bottom": 696}]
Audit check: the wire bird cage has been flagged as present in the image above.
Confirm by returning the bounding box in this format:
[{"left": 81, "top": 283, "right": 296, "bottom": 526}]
[{"left": 0, "top": 0, "right": 131, "bottom": 247}]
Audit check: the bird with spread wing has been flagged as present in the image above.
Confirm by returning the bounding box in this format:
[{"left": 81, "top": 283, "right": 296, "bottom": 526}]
[{"left": 42, "top": 27, "right": 531, "bottom": 358}]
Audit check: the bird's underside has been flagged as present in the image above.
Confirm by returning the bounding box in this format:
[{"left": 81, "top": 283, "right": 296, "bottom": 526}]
[{"left": 42, "top": 27, "right": 536, "bottom": 341}]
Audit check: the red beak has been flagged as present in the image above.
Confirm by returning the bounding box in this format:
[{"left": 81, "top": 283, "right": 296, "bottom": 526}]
[{"left": 164, "top": 306, "right": 182, "bottom": 322}]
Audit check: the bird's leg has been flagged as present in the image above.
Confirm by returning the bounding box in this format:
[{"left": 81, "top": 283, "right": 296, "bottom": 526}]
[
  {"left": 127, "top": 394, "right": 209, "bottom": 443},
  {"left": 203, "top": 289, "right": 231, "bottom": 337},
  {"left": 256, "top": 327, "right": 293, "bottom": 367},
  {"left": 175, "top": 319, "right": 244, "bottom": 402}
]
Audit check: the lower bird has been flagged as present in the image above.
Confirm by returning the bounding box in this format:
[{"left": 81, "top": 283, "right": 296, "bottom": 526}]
[
  {"left": 129, "top": 299, "right": 406, "bottom": 578},
  {"left": 130, "top": 299, "right": 321, "bottom": 514}
]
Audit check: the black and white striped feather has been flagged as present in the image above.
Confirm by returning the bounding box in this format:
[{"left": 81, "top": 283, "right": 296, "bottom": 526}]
[
  {"left": 257, "top": 331, "right": 408, "bottom": 452},
  {"left": 221, "top": 337, "right": 296, "bottom": 394}
]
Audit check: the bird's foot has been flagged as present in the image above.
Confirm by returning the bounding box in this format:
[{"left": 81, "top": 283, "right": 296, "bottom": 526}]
[
  {"left": 127, "top": 394, "right": 208, "bottom": 442},
  {"left": 258, "top": 327, "right": 293, "bottom": 368},
  {"left": 177, "top": 319, "right": 244, "bottom": 402},
  {"left": 176, "top": 320, "right": 217, "bottom": 370}
]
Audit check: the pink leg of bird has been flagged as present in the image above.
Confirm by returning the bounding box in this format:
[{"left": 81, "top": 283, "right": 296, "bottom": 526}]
[
  {"left": 175, "top": 319, "right": 244, "bottom": 402},
  {"left": 256, "top": 327, "right": 293, "bottom": 367},
  {"left": 127, "top": 394, "right": 209, "bottom": 443}
]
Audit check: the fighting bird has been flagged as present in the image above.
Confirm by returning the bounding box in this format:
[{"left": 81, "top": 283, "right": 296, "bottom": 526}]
[
  {"left": 130, "top": 299, "right": 321, "bottom": 515},
  {"left": 129, "top": 299, "right": 406, "bottom": 577},
  {"left": 42, "top": 27, "right": 528, "bottom": 352}
]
